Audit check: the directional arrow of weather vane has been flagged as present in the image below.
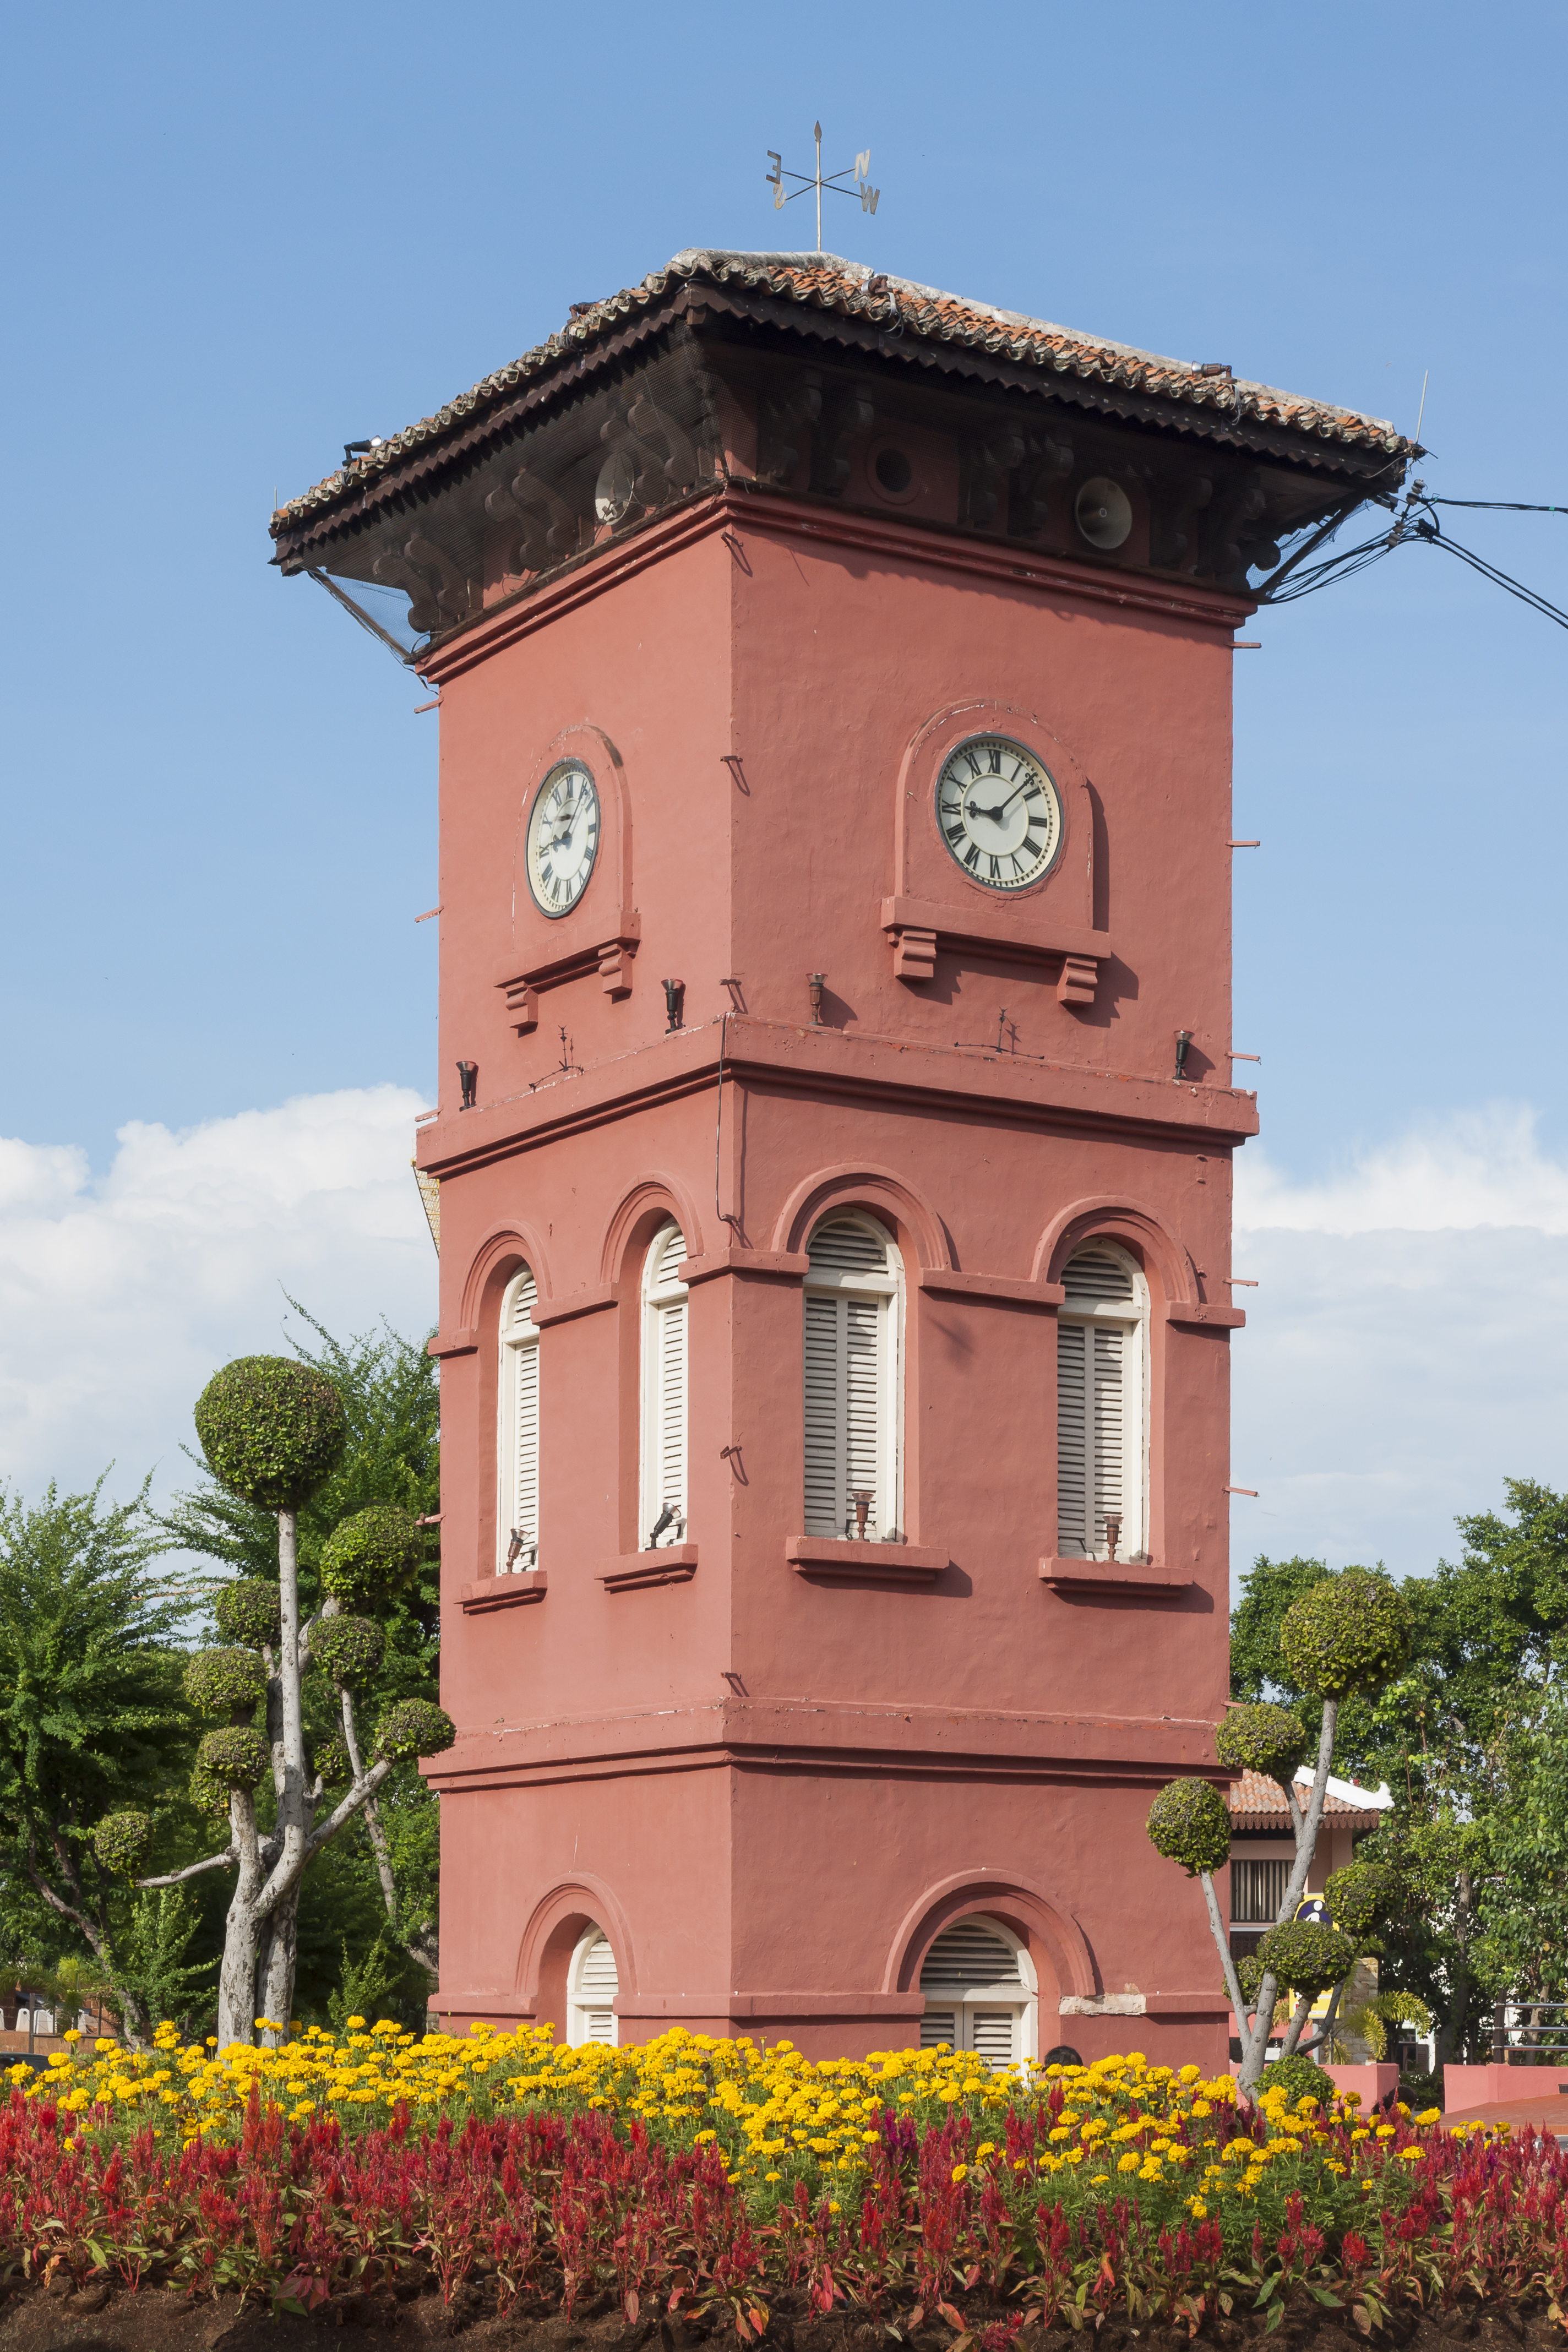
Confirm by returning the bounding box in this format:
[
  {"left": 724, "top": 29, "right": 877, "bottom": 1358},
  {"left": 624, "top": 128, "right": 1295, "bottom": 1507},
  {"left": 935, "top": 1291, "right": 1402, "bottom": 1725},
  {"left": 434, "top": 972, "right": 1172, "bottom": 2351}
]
[{"left": 766, "top": 123, "right": 881, "bottom": 254}]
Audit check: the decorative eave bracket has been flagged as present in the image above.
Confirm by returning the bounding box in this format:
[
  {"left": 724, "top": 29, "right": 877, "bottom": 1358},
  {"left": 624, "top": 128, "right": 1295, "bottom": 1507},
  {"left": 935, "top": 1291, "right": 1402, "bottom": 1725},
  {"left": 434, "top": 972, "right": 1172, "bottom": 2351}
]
[
  {"left": 880, "top": 896, "right": 1112, "bottom": 1006},
  {"left": 495, "top": 914, "right": 641, "bottom": 1032}
]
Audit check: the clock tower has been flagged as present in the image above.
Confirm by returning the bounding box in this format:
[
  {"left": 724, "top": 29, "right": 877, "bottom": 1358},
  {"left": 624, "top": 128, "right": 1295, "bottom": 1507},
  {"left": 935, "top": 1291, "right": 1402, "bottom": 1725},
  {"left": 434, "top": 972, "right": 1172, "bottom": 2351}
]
[{"left": 273, "top": 252, "right": 1410, "bottom": 2064}]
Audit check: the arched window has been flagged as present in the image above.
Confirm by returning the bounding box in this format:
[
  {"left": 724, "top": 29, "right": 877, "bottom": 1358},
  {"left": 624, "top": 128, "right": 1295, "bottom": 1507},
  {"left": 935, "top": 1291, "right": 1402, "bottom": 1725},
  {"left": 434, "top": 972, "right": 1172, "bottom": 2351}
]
[
  {"left": 640, "top": 1222, "right": 689, "bottom": 1547},
  {"left": 919, "top": 1917, "right": 1037, "bottom": 2067},
  {"left": 567, "top": 1924, "right": 619, "bottom": 2046},
  {"left": 802, "top": 1213, "right": 903, "bottom": 1541},
  {"left": 497, "top": 1264, "right": 540, "bottom": 1572},
  {"left": 1056, "top": 1243, "right": 1148, "bottom": 1560}
]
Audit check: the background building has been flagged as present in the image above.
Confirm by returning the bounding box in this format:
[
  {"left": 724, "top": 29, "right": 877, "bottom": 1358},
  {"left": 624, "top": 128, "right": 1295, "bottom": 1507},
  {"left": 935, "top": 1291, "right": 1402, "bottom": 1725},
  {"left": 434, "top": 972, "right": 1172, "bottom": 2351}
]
[{"left": 274, "top": 249, "right": 1412, "bottom": 2064}]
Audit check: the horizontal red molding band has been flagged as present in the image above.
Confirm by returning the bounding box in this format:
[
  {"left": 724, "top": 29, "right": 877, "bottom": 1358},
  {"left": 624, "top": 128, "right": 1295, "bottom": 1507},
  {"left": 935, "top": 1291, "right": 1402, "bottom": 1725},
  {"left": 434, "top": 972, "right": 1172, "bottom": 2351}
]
[
  {"left": 1039, "top": 1558, "right": 1192, "bottom": 1595},
  {"left": 787, "top": 1536, "right": 947, "bottom": 1585}
]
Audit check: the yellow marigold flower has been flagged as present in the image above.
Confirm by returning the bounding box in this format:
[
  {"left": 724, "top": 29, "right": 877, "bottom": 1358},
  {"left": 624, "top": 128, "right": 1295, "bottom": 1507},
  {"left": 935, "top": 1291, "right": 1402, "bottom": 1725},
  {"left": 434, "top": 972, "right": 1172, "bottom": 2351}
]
[
  {"left": 1117, "top": 2153, "right": 1141, "bottom": 2173},
  {"left": 1414, "top": 2106, "right": 1441, "bottom": 2126},
  {"left": 1090, "top": 2174, "right": 1111, "bottom": 2186},
  {"left": 764, "top": 2170, "right": 781, "bottom": 2182},
  {"left": 1375, "top": 2124, "right": 1396, "bottom": 2139},
  {"left": 950, "top": 2163, "right": 967, "bottom": 2182},
  {"left": 1397, "top": 2147, "right": 1423, "bottom": 2163}
]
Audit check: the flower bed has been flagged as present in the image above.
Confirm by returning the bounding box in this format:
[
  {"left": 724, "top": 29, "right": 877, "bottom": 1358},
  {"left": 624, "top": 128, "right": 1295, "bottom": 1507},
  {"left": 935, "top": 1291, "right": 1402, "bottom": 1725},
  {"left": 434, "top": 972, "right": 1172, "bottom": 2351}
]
[{"left": 2, "top": 2028, "right": 1564, "bottom": 2335}]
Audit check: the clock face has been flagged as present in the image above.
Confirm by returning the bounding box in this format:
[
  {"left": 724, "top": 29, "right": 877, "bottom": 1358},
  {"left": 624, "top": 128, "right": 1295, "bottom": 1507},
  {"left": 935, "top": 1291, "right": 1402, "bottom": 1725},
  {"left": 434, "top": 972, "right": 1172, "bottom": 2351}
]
[
  {"left": 935, "top": 735, "right": 1063, "bottom": 891},
  {"left": 525, "top": 760, "right": 601, "bottom": 917}
]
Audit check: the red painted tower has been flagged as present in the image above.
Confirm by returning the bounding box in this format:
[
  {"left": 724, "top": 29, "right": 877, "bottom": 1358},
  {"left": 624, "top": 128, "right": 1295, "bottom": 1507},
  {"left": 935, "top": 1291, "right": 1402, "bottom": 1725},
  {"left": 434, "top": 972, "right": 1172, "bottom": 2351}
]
[{"left": 273, "top": 251, "right": 1411, "bottom": 2065}]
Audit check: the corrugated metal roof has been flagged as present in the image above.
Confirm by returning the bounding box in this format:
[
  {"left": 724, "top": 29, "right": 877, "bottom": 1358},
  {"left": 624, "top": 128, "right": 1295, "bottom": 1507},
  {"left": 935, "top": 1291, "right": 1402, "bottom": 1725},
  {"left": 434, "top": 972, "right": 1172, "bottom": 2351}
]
[
  {"left": 271, "top": 248, "right": 1413, "bottom": 533},
  {"left": 1228, "top": 1767, "right": 1392, "bottom": 1826}
]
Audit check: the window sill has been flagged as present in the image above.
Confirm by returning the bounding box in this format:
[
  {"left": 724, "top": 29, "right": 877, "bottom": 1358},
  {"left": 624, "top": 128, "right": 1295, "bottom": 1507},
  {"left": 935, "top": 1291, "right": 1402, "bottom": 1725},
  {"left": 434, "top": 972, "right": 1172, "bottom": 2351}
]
[
  {"left": 600, "top": 1545, "right": 698, "bottom": 1591},
  {"left": 787, "top": 1536, "right": 946, "bottom": 1586},
  {"left": 1039, "top": 1556, "right": 1190, "bottom": 1596},
  {"left": 459, "top": 1571, "right": 548, "bottom": 1614}
]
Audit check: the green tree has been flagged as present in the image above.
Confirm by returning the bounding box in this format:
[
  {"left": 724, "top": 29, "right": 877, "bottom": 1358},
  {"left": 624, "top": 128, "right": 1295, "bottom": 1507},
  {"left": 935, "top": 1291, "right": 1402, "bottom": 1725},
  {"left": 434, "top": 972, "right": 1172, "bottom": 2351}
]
[
  {"left": 1150, "top": 1563, "right": 1412, "bottom": 2095},
  {"left": 157, "top": 1307, "right": 443, "bottom": 1991},
  {"left": 0, "top": 1478, "right": 198, "bottom": 2043},
  {"left": 123, "top": 1354, "right": 454, "bottom": 2045},
  {"left": 1357, "top": 1479, "right": 1568, "bottom": 2062}
]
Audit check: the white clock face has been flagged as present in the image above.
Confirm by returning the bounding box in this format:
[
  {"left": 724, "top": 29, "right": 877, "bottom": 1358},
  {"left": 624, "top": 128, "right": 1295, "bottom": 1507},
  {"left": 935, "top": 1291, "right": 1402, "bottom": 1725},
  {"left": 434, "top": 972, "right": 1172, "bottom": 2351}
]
[
  {"left": 526, "top": 760, "right": 601, "bottom": 917},
  {"left": 935, "top": 735, "right": 1062, "bottom": 891}
]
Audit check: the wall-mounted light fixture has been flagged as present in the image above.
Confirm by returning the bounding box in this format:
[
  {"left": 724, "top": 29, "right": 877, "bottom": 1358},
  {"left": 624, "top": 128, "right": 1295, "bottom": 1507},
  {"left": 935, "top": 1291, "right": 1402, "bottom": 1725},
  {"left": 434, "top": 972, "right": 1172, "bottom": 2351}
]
[
  {"left": 1173, "top": 1030, "right": 1194, "bottom": 1081},
  {"left": 662, "top": 978, "right": 685, "bottom": 1032},
  {"left": 456, "top": 1060, "right": 478, "bottom": 1110},
  {"left": 808, "top": 973, "right": 826, "bottom": 1025}
]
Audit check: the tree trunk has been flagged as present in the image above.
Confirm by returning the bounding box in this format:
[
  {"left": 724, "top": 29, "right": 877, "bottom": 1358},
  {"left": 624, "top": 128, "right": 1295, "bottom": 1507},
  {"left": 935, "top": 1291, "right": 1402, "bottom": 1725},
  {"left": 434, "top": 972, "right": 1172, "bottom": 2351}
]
[{"left": 215, "top": 1789, "right": 264, "bottom": 2048}]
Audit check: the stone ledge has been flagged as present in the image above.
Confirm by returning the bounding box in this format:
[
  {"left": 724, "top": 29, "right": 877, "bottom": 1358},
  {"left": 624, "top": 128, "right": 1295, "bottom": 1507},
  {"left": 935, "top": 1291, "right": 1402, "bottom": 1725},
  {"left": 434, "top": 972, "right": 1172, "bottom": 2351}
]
[
  {"left": 787, "top": 1536, "right": 946, "bottom": 1586},
  {"left": 600, "top": 1547, "right": 698, "bottom": 1591},
  {"left": 1039, "top": 1558, "right": 1193, "bottom": 1597},
  {"left": 459, "top": 1572, "right": 548, "bottom": 1614}
]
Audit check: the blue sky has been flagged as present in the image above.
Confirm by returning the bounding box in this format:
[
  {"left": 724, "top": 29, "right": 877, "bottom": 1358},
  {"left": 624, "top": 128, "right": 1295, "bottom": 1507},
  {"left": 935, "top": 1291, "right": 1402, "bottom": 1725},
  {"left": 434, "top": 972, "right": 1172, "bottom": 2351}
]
[{"left": 3, "top": 0, "right": 1565, "bottom": 1580}]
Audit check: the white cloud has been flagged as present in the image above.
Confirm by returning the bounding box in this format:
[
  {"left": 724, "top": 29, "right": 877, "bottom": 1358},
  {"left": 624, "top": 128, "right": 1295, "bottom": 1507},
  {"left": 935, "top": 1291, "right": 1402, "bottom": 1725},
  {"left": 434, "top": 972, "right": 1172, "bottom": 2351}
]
[
  {"left": 0, "top": 1087, "right": 436, "bottom": 1509},
  {"left": 1233, "top": 1104, "right": 1568, "bottom": 1583},
  {"left": 1235, "top": 1102, "right": 1568, "bottom": 1234}
]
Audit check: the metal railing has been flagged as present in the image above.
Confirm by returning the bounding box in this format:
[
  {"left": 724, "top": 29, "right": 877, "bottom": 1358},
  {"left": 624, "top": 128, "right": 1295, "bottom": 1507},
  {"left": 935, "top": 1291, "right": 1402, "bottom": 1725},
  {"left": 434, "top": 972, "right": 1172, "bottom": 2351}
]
[{"left": 1492, "top": 1999, "right": 1568, "bottom": 2064}]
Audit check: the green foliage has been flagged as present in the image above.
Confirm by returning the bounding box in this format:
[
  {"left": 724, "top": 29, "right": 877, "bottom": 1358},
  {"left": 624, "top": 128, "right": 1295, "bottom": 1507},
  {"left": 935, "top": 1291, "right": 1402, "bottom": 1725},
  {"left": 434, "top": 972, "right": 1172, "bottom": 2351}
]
[
  {"left": 1146, "top": 1778, "right": 1231, "bottom": 1877},
  {"left": 116, "top": 1888, "right": 217, "bottom": 2030},
  {"left": 1264, "top": 2052, "right": 1333, "bottom": 2107},
  {"left": 183, "top": 1647, "right": 266, "bottom": 1717},
  {"left": 1325, "top": 1859, "right": 1398, "bottom": 1944},
  {"left": 195, "top": 1727, "right": 269, "bottom": 1790},
  {"left": 193, "top": 1355, "right": 347, "bottom": 1512},
  {"left": 324, "top": 1926, "right": 427, "bottom": 2037},
  {"left": 1235, "top": 1951, "right": 1264, "bottom": 2004},
  {"left": 1281, "top": 1566, "right": 1412, "bottom": 1700},
  {"left": 0, "top": 1476, "right": 194, "bottom": 2023},
  {"left": 213, "top": 1579, "right": 281, "bottom": 1649},
  {"left": 92, "top": 1811, "right": 153, "bottom": 1877},
  {"left": 312, "top": 1733, "right": 350, "bottom": 1787},
  {"left": 1215, "top": 1702, "right": 1308, "bottom": 1789},
  {"left": 1257, "top": 1918, "right": 1358, "bottom": 1997},
  {"left": 374, "top": 1700, "right": 456, "bottom": 1763},
  {"left": 320, "top": 1506, "right": 424, "bottom": 1604},
  {"left": 188, "top": 1761, "right": 231, "bottom": 1821},
  {"left": 310, "top": 1615, "right": 386, "bottom": 1688}
]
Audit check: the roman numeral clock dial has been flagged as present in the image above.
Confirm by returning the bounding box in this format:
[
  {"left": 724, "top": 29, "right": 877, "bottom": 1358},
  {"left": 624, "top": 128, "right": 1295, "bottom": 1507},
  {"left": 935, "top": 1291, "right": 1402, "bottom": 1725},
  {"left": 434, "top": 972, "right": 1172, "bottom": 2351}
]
[
  {"left": 935, "top": 735, "right": 1063, "bottom": 891},
  {"left": 526, "top": 759, "right": 601, "bottom": 916}
]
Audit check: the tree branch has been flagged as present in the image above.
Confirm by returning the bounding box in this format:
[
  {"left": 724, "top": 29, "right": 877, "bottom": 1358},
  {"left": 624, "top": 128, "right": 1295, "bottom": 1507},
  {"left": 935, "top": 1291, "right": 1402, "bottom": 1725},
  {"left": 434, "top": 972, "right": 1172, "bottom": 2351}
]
[
  {"left": 1200, "top": 1868, "right": 1256, "bottom": 2074},
  {"left": 135, "top": 1850, "right": 237, "bottom": 1888}
]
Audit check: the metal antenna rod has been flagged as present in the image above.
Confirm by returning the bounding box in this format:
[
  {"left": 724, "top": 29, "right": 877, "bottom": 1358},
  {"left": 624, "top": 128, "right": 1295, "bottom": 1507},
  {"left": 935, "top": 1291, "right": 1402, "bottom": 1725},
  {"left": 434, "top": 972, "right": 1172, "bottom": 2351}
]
[{"left": 815, "top": 119, "right": 822, "bottom": 252}]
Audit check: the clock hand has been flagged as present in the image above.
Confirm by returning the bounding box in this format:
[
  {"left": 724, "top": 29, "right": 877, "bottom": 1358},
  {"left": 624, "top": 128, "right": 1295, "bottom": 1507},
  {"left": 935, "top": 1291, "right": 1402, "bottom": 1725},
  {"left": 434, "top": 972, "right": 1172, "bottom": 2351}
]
[{"left": 966, "top": 798, "right": 1013, "bottom": 825}]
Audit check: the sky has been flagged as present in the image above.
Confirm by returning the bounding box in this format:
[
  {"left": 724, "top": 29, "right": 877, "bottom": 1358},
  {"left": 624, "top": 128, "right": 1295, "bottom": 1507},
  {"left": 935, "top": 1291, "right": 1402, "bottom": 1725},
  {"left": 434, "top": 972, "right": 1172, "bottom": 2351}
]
[{"left": 2, "top": 0, "right": 1565, "bottom": 1585}]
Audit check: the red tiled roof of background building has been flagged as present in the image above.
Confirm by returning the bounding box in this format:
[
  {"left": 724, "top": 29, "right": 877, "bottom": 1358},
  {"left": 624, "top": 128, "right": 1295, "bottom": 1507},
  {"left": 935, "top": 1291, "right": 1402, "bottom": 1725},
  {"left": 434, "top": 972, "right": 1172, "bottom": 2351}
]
[
  {"left": 272, "top": 247, "right": 1415, "bottom": 530},
  {"left": 1228, "top": 1768, "right": 1392, "bottom": 1827}
]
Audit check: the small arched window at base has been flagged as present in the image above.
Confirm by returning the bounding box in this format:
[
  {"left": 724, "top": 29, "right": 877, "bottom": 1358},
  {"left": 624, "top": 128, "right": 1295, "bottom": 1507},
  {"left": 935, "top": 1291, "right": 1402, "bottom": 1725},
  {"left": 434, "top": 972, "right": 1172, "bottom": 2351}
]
[
  {"left": 918, "top": 1916, "right": 1038, "bottom": 2069},
  {"left": 567, "top": 1925, "right": 619, "bottom": 2047},
  {"left": 1056, "top": 1242, "right": 1149, "bottom": 1562},
  {"left": 498, "top": 1265, "right": 541, "bottom": 1573}
]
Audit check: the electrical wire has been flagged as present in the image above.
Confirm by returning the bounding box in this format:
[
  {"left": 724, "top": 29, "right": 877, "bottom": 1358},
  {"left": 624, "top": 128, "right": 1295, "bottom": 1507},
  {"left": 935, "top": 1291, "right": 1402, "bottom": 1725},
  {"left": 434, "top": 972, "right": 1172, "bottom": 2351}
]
[
  {"left": 1256, "top": 482, "right": 1568, "bottom": 627},
  {"left": 1423, "top": 498, "right": 1565, "bottom": 513}
]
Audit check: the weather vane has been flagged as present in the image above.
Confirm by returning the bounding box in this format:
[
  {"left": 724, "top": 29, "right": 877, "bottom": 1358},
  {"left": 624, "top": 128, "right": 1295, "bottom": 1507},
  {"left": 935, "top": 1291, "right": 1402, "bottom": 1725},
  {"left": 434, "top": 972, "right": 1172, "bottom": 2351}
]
[{"left": 766, "top": 123, "right": 880, "bottom": 255}]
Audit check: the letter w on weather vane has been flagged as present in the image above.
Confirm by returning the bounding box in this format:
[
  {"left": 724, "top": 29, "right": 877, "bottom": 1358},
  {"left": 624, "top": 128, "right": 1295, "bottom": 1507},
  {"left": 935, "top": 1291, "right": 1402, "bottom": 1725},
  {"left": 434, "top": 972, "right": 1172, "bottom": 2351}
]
[{"left": 766, "top": 123, "right": 881, "bottom": 255}]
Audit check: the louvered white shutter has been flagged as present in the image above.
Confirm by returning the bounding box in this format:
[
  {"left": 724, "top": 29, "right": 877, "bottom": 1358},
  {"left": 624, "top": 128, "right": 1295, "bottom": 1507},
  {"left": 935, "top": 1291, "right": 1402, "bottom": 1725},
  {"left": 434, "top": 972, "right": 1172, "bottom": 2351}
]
[
  {"left": 570, "top": 1929, "right": 619, "bottom": 2047},
  {"left": 498, "top": 1265, "right": 541, "bottom": 1570},
  {"left": 802, "top": 1216, "right": 899, "bottom": 1539},
  {"left": 1056, "top": 1247, "right": 1143, "bottom": 1559},
  {"left": 919, "top": 1918, "right": 1033, "bottom": 2068},
  {"left": 642, "top": 1224, "right": 688, "bottom": 1543}
]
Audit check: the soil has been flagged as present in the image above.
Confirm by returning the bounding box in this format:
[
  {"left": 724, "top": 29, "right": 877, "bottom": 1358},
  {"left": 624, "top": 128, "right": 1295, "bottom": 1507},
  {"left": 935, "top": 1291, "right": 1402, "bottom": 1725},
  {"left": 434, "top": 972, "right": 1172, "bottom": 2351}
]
[{"left": 0, "top": 2280, "right": 1560, "bottom": 2352}]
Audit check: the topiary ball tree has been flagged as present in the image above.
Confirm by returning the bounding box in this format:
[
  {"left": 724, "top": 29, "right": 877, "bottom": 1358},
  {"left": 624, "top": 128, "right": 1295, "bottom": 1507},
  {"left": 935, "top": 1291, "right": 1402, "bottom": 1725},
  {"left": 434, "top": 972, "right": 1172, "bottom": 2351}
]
[
  {"left": 1146, "top": 1778, "right": 1232, "bottom": 1877},
  {"left": 312, "top": 1733, "right": 350, "bottom": 1787},
  {"left": 1265, "top": 2052, "right": 1334, "bottom": 2109},
  {"left": 93, "top": 1811, "right": 152, "bottom": 1878},
  {"left": 1280, "top": 1565, "right": 1412, "bottom": 1700},
  {"left": 1325, "top": 1859, "right": 1398, "bottom": 1945},
  {"left": 1256, "top": 1918, "right": 1358, "bottom": 1998},
  {"left": 214, "top": 1578, "right": 282, "bottom": 1649},
  {"left": 374, "top": 1699, "right": 457, "bottom": 1763},
  {"left": 311, "top": 1615, "right": 386, "bottom": 1689},
  {"left": 193, "top": 1357, "right": 346, "bottom": 1512},
  {"left": 189, "top": 1761, "right": 230, "bottom": 1820},
  {"left": 1215, "top": 1702, "right": 1308, "bottom": 1792},
  {"left": 196, "top": 1726, "right": 271, "bottom": 1791},
  {"left": 320, "top": 1505, "right": 424, "bottom": 1603},
  {"left": 184, "top": 1647, "right": 268, "bottom": 1718}
]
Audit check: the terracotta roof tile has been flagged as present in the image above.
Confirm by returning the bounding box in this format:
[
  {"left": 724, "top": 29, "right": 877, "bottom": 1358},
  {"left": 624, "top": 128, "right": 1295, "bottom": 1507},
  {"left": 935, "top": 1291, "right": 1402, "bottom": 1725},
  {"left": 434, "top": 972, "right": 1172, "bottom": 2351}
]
[
  {"left": 273, "top": 247, "right": 1414, "bottom": 530},
  {"left": 1228, "top": 1767, "right": 1392, "bottom": 1826}
]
